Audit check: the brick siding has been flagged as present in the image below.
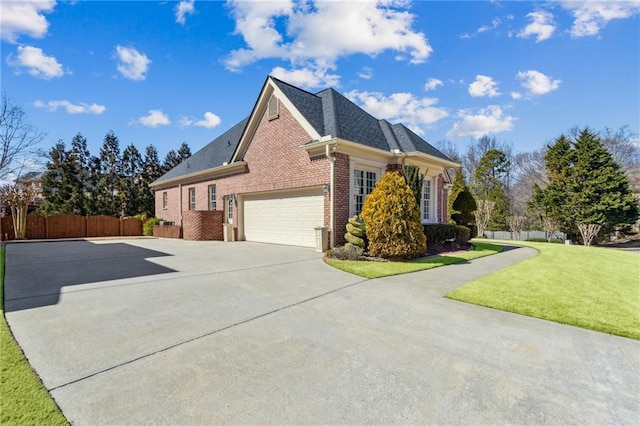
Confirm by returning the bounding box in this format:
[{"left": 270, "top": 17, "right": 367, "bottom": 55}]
[
  {"left": 182, "top": 210, "right": 224, "bottom": 241},
  {"left": 156, "top": 97, "right": 451, "bottom": 246}
]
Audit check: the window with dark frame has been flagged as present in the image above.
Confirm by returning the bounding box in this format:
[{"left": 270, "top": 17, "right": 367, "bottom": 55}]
[{"left": 162, "top": 192, "right": 168, "bottom": 209}]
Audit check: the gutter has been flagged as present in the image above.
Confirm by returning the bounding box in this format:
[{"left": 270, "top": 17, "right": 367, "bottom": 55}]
[{"left": 150, "top": 161, "right": 247, "bottom": 190}]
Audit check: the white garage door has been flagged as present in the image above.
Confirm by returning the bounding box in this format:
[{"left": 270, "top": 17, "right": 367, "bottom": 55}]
[{"left": 243, "top": 190, "right": 324, "bottom": 247}]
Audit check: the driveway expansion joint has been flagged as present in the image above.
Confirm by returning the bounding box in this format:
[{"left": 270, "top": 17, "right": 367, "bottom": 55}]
[{"left": 47, "top": 277, "right": 370, "bottom": 392}]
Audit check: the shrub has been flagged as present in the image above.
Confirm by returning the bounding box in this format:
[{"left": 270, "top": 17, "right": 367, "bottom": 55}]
[
  {"left": 423, "top": 224, "right": 458, "bottom": 245},
  {"left": 325, "top": 244, "right": 364, "bottom": 260},
  {"left": 361, "top": 171, "right": 426, "bottom": 259},
  {"left": 451, "top": 189, "right": 477, "bottom": 226},
  {"left": 456, "top": 225, "right": 470, "bottom": 245},
  {"left": 143, "top": 217, "right": 163, "bottom": 236},
  {"left": 402, "top": 164, "right": 424, "bottom": 207},
  {"left": 344, "top": 215, "right": 366, "bottom": 250}
]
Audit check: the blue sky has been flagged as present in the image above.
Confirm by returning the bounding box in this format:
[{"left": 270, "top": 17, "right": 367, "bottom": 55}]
[{"left": 1, "top": 0, "right": 639, "bottom": 174}]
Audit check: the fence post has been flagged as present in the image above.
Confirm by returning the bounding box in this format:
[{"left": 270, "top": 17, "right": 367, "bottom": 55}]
[{"left": 119, "top": 218, "right": 123, "bottom": 236}]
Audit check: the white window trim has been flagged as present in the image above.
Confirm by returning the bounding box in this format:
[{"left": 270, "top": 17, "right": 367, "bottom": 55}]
[
  {"left": 421, "top": 175, "right": 438, "bottom": 224},
  {"left": 349, "top": 158, "right": 386, "bottom": 217},
  {"left": 208, "top": 185, "right": 217, "bottom": 211},
  {"left": 162, "top": 191, "right": 168, "bottom": 210},
  {"left": 226, "top": 196, "right": 234, "bottom": 224},
  {"left": 189, "top": 188, "right": 196, "bottom": 211}
]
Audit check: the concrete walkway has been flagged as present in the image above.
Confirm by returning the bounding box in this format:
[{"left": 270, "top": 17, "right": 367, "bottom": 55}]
[{"left": 4, "top": 239, "right": 639, "bottom": 425}]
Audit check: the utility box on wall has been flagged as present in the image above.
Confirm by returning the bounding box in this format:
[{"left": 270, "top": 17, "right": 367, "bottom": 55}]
[{"left": 314, "top": 226, "right": 328, "bottom": 252}]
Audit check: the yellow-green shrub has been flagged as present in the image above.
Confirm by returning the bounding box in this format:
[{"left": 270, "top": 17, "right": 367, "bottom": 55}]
[{"left": 360, "top": 171, "right": 426, "bottom": 259}]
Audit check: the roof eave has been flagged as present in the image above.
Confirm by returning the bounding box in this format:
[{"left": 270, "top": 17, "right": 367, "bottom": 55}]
[
  {"left": 150, "top": 161, "right": 247, "bottom": 189},
  {"left": 405, "top": 151, "right": 460, "bottom": 168}
]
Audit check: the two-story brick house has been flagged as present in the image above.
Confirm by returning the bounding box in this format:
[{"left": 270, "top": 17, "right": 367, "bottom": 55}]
[{"left": 151, "top": 76, "right": 459, "bottom": 248}]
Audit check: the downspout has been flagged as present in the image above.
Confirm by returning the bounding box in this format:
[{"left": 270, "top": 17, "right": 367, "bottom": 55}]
[
  {"left": 327, "top": 144, "right": 336, "bottom": 248},
  {"left": 178, "top": 183, "right": 183, "bottom": 226}
]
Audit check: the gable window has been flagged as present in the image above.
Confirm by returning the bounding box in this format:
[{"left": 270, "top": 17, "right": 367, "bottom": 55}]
[
  {"left": 267, "top": 94, "right": 279, "bottom": 120},
  {"left": 162, "top": 192, "right": 168, "bottom": 210},
  {"left": 422, "top": 178, "right": 434, "bottom": 222},
  {"left": 353, "top": 169, "right": 377, "bottom": 215},
  {"left": 226, "top": 196, "right": 233, "bottom": 223},
  {"left": 189, "top": 188, "right": 196, "bottom": 210},
  {"left": 208, "top": 185, "right": 217, "bottom": 210}
]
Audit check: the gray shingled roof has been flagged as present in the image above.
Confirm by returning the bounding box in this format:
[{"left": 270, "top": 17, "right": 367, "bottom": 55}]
[
  {"left": 153, "top": 117, "right": 248, "bottom": 184},
  {"left": 154, "top": 76, "right": 453, "bottom": 185}
]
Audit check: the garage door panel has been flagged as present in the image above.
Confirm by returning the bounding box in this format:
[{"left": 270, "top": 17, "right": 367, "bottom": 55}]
[{"left": 243, "top": 191, "right": 324, "bottom": 248}]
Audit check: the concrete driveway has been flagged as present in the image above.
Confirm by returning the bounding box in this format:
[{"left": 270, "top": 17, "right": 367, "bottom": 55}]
[{"left": 4, "top": 238, "right": 639, "bottom": 425}]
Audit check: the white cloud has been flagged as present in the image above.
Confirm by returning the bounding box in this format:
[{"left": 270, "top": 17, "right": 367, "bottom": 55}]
[
  {"left": 175, "top": 0, "right": 195, "bottom": 25},
  {"left": 478, "top": 17, "right": 502, "bottom": 34},
  {"left": 357, "top": 66, "right": 373, "bottom": 80},
  {"left": 562, "top": 1, "right": 640, "bottom": 37},
  {"left": 468, "top": 75, "right": 500, "bottom": 98},
  {"left": 447, "top": 105, "right": 516, "bottom": 138},
  {"left": 34, "top": 100, "right": 106, "bottom": 114},
  {"left": 518, "top": 10, "right": 555, "bottom": 42},
  {"left": 0, "top": 0, "right": 56, "bottom": 43},
  {"left": 510, "top": 91, "right": 523, "bottom": 100},
  {"left": 271, "top": 66, "right": 340, "bottom": 89},
  {"left": 461, "top": 17, "right": 501, "bottom": 38},
  {"left": 7, "top": 45, "right": 63, "bottom": 79},
  {"left": 115, "top": 45, "right": 151, "bottom": 81},
  {"left": 180, "top": 112, "right": 222, "bottom": 129},
  {"left": 132, "top": 110, "right": 170, "bottom": 127},
  {"left": 346, "top": 90, "right": 449, "bottom": 133},
  {"left": 424, "top": 78, "right": 443, "bottom": 91},
  {"left": 517, "top": 70, "right": 561, "bottom": 95},
  {"left": 225, "top": 0, "right": 431, "bottom": 85}
]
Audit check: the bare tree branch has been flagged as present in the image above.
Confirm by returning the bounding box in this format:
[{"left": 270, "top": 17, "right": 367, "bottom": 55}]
[{"left": 0, "top": 93, "right": 46, "bottom": 179}]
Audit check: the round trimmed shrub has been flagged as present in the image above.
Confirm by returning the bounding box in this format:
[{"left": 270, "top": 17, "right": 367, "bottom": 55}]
[{"left": 360, "top": 171, "right": 426, "bottom": 259}]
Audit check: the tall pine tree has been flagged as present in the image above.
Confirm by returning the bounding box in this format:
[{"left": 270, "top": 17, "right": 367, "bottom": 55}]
[
  {"left": 533, "top": 128, "right": 639, "bottom": 240},
  {"left": 473, "top": 149, "right": 510, "bottom": 230}
]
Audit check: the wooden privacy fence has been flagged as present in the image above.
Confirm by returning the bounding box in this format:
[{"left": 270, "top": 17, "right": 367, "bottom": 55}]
[{"left": 0, "top": 214, "right": 143, "bottom": 241}]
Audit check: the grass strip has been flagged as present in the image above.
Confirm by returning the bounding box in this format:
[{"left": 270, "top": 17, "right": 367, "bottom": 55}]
[
  {"left": 446, "top": 240, "right": 640, "bottom": 340},
  {"left": 0, "top": 245, "right": 68, "bottom": 425},
  {"left": 326, "top": 242, "right": 503, "bottom": 279}
]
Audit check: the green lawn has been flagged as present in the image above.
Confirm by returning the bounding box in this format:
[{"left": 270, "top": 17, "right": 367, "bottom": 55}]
[
  {"left": 0, "top": 246, "right": 68, "bottom": 425},
  {"left": 326, "top": 242, "right": 503, "bottom": 279},
  {"left": 447, "top": 240, "right": 640, "bottom": 340}
]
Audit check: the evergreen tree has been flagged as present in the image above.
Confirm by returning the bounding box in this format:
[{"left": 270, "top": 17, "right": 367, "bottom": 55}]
[
  {"left": 40, "top": 142, "right": 77, "bottom": 214},
  {"left": 121, "top": 144, "right": 144, "bottom": 216},
  {"left": 447, "top": 168, "right": 466, "bottom": 223},
  {"left": 69, "top": 133, "right": 91, "bottom": 215},
  {"left": 360, "top": 171, "right": 426, "bottom": 259},
  {"left": 473, "top": 149, "right": 510, "bottom": 230},
  {"left": 98, "top": 131, "right": 123, "bottom": 216},
  {"left": 533, "top": 128, "right": 639, "bottom": 241},
  {"left": 402, "top": 164, "right": 424, "bottom": 207},
  {"left": 177, "top": 142, "right": 191, "bottom": 161},
  {"left": 162, "top": 142, "right": 191, "bottom": 173},
  {"left": 451, "top": 189, "right": 477, "bottom": 227},
  {"left": 141, "top": 144, "right": 163, "bottom": 217},
  {"left": 569, "top": 129, "right": 639, "bottom": 235}
]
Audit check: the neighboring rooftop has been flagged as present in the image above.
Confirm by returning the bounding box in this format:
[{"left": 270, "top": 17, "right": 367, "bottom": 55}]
[
  {"left": 153, "top": 76, "right": 453, "bottom": 185},
  {"left": 16, "top": 171, "right": 44, "bottom": 181}
]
